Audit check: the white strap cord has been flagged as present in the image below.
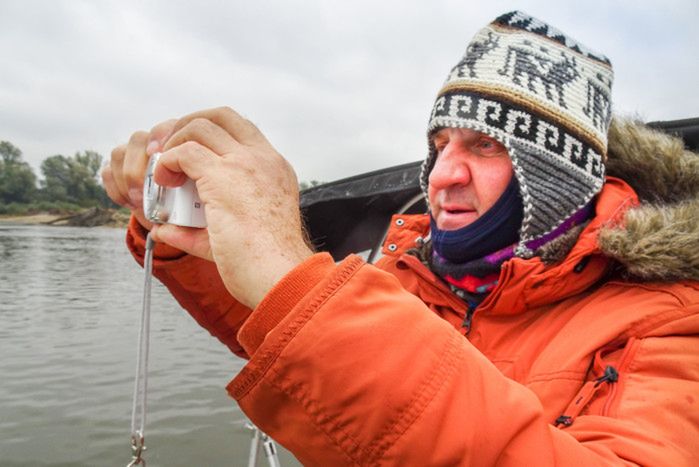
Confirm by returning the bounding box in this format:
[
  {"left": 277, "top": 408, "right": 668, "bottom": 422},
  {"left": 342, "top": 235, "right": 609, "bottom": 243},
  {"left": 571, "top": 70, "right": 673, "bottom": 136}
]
[
  {"left": 246, "top": 421, "right": 282, "bottom": 467},
  {"left": 126, "top": 234, "right": 282, "bottom": 466},
  {"left": 127, "top": 233, "right": 155, "bottom": 466}
]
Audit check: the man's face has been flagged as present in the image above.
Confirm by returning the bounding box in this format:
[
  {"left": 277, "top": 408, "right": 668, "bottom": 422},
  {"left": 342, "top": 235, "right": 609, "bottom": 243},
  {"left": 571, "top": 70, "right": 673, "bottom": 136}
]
[{"left": 428, "top": 128, "right": 514, "bottom": 231}]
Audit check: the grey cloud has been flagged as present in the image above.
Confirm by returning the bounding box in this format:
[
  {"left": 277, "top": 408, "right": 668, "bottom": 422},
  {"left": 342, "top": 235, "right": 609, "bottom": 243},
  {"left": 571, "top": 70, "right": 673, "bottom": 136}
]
[{"left": 1, "top": 0, "right": 697, "bottom": 183}]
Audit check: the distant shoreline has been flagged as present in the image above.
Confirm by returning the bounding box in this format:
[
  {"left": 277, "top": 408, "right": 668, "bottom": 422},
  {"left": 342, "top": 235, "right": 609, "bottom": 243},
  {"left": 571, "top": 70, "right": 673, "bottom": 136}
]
[
  {"left": 0, "top": 213, "right": 63, "bottom": 225},
  {"left": 0, "top": 209, "right": 129, "bottom": 227}
]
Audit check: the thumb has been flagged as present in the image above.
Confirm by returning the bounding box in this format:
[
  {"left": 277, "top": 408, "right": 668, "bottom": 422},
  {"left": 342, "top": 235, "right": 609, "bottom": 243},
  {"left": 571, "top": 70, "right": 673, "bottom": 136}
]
[{"left": 151, "top": 224, "right": 213, "bottom": 261}]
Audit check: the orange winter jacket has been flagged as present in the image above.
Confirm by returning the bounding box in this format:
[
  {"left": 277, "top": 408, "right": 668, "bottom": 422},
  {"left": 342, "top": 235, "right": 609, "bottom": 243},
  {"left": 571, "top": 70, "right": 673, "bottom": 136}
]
[{"left": 127, "top": 121, "right": 699, "bottom": 465}]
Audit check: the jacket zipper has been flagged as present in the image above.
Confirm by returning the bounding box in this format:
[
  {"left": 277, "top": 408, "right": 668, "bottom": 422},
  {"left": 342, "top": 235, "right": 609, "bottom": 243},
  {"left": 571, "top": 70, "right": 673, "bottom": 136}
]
[
  {"left": 399, "top": 255, "right": 469, "bottom": 314},
  {"left": 555, "top": 365, "right": 619, "bottom": 428},
  {"left": 462, "top": 303, "right": 476, "bottom": 335},
  {"left": 398, "top": 255, "right": 492, "bottom": 337},
  {"left": 555, "top": 338, "right": 640, "bottom": 429},
  {"left": 601, "top": 337, "right": 638, "bottom": 416}
]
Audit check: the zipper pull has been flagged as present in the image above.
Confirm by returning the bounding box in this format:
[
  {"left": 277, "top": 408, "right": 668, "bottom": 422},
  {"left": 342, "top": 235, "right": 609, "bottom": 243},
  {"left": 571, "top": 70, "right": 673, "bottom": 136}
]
[
  {"left": 554, "top": 415, "right": 573, "bottom": 427},
  {"left": 594, "top": 365, "right": 619, "bottom": 387}
]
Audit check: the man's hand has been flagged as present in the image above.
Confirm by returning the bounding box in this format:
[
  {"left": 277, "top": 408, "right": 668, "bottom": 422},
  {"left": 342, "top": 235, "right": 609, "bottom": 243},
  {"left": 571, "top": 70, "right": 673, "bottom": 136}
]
[
  {"left": 101, "top": 119, "right": 177, "bottom": 231},
  {"left": 148, "top": 107, "right": 314, "bottom": 308}
]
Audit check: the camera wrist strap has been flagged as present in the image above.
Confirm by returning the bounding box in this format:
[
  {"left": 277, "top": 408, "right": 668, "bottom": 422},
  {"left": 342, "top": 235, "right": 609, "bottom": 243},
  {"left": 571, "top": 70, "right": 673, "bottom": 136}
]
[{"left": 127, "top": 232, "right": 155, "bottom": 466}]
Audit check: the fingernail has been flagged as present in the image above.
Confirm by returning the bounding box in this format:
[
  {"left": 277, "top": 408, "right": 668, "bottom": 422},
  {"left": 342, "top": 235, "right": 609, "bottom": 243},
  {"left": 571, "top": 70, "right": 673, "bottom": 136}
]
[{"left": 146, "top": 140, "right": 160, "bottom": 156}]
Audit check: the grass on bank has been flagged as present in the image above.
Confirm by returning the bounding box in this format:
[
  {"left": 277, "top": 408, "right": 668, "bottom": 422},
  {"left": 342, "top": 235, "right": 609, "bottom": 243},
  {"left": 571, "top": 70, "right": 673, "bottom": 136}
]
[
  {"left": 0, "top": 201, "right": 96, "bottom": 216},
  {"left": 0, "top": 201, "right": 130, "bottom": 221}
]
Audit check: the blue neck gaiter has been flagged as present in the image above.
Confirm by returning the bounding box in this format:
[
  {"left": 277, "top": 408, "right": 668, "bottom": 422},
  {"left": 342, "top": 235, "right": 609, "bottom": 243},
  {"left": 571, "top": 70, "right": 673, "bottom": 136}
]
[{"left": 430, "top": 177, "right": 523, "bottom": 263}]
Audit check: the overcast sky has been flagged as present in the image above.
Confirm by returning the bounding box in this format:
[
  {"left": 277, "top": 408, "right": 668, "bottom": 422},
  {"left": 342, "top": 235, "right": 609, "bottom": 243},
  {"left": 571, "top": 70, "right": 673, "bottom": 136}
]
[{"left": 1, "top": 0, "right": 697, "bottom": 183}]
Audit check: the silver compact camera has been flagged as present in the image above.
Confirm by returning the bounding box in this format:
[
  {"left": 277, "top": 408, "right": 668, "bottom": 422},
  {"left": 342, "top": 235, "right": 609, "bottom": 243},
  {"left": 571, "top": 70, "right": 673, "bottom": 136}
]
[{"left": 143, "top": 152, "right": 207, "bottom": 228}]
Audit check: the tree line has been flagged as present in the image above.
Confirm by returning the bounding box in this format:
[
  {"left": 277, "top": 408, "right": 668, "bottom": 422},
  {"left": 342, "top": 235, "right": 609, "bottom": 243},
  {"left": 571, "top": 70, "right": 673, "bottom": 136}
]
[
  {"left": 1, "top": 140, "right": 325, "bottom": 216},
  {"left": 0, "top": 141, "right": 113, "bottom": 215}
]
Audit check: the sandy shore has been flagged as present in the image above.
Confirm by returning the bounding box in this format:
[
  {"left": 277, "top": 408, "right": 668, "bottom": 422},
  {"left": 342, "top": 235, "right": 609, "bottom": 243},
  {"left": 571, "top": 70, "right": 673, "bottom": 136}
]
[
  {"left": 0, "top": 213, "right": 63, "bottom": 225},
  {"left": 0, "top": 210, "right": 129, "bottom": 227}
]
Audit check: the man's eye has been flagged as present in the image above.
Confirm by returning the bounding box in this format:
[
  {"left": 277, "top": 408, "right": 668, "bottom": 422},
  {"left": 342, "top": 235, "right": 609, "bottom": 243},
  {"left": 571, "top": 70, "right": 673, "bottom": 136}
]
[
  {"left": 476, "top": 138, "right": 504, "bottom": 155},
  {"left": 433, "top": 140, "right": 447, "bottom": 152}
]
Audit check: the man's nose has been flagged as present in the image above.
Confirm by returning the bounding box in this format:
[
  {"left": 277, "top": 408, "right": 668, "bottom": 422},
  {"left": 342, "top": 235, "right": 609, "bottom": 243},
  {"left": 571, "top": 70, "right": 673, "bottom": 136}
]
[{"left": 428, "top": 145, "right": 472, "bottom": 189}]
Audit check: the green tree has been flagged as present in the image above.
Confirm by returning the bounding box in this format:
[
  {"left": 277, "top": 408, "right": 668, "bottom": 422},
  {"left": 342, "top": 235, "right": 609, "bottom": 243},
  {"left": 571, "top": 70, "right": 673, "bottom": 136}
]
[
  {"left": 40, "top": 151, "right": 110, "bottom": 206},
  {"left": 0, "top": 141, "right": 38, "bottom": 204},
  {"left": 40, "top": 155, "right": 72, "bottom": 201}
]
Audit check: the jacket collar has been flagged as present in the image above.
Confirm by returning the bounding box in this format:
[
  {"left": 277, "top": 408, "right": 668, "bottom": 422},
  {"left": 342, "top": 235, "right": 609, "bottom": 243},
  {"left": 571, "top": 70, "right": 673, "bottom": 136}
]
[
  {"left": 480, "top": 176, "right": 636, "bottom": 315},
  {"left": 385, "top": 176, "right": 638, "bottom": 315}
]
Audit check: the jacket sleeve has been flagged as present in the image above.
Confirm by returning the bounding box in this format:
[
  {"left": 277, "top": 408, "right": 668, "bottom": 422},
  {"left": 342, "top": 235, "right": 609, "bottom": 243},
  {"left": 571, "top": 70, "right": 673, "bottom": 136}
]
[
  {"left": 227, "top": 253, "right": 699, "bottom": 466},
  {"left": 125, "top": 216, "right": 252, "bottom": 358}
]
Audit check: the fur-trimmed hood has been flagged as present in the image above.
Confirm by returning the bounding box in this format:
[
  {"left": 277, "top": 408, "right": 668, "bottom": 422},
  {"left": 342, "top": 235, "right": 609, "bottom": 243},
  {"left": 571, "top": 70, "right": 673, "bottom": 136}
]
[{"left": 598, "top": 118, "right": 699, "bottom": 281}]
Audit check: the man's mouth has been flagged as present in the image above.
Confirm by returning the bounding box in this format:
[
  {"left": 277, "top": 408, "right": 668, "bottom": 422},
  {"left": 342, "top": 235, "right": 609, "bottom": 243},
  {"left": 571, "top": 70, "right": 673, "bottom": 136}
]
[
  {"left": 445, "top": 208, "right": 472, "bottom": 214},
  {"left": 442, "top": 204, "right": 475, "bottom": 215},
  {"left": 437, "top": 206, "right": 478, "bottom": 230}
]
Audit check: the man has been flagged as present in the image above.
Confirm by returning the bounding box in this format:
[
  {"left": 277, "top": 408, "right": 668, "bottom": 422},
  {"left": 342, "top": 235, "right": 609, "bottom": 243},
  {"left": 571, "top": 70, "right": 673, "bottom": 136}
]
[{"left": 104, "top": 11, "right": 699, "bottom": 465}]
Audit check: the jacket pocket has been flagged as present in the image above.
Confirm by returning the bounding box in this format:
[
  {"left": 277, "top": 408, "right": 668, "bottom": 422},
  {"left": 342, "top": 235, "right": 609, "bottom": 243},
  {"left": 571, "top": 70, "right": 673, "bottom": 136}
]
[{"left": 554, "top": 337, "right": 640, "bottom": 427}]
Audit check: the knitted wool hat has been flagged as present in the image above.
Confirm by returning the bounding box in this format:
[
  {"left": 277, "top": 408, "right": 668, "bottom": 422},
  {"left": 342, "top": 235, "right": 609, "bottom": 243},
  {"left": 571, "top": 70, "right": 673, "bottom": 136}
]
[{"left": 421, "top": 11, "right": 614, "bottom": 257}]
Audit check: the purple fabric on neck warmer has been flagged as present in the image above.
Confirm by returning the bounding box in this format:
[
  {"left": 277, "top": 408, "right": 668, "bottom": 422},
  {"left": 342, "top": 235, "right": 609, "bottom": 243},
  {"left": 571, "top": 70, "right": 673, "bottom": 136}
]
[
  {"left": 478, "top": 202, "right": 594, "bottom": 265},
  {"left": 524, "top": 203, "right": 594, "bottom": 251}
]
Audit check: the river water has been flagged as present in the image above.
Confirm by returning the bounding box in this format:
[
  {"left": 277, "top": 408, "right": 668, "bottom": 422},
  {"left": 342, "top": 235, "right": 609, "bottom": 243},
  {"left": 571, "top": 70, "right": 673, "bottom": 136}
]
[{"left": 0, "top": 224, "right": 300, "bottom": 466}]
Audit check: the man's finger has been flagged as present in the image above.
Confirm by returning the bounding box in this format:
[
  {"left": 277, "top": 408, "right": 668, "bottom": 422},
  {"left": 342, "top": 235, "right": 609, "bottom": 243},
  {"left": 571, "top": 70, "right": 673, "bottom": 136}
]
[
  {"left": 123, "top": 132, "right": 152, "bottom": 206},
  {"left": 109, "top": 144, "right": 130, "bottom": 203},
  {"left": 147, "top": 119, "right": 178, "bottom": 155},
  {"left": 161, "top": 117, "right": 243, "bottom": 154},
  {"left": 101, "top": 164, "right": 132, "bottom": 208},
  {"left": 171, "top": 106, "right": 267, "bottom": 146},
  {"left": 154, "top": 141, "right": 220, "bottom": 186},
  {"left": 151, "top": 224, "right": 213, "bottom": 261}
]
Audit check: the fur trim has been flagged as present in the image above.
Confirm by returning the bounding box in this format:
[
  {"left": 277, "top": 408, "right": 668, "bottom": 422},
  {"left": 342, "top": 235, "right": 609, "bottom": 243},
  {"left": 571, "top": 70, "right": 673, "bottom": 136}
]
[
  {"left": 599, "top": 118, "right": 699, "bottom": 281},
  {"left": 606, "top": 119, "right": 699, "bottom": 204},
  {"left": 537, "top": 222, "right": 589, "bottom": 265},
  {"left": 599, "top": 202, "right": 699, "bottom": 281}
]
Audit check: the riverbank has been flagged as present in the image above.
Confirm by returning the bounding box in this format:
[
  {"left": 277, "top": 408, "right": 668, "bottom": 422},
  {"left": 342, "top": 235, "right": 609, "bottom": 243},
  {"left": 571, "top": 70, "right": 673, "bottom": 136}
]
[
  {"left": 0, "top": 208, "right": 130, "bottom": 227},
  {"left": 0, "top": 213, "right": 62, "bottom": 224}
]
